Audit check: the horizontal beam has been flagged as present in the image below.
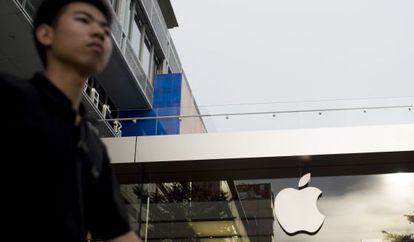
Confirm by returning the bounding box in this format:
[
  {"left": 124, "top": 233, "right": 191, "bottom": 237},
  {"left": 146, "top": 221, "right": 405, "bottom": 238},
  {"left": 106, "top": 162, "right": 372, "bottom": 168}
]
[
  {"left": 112, "top": 151, "right": 414, "bottom": 183},
  {"left": 102, "top": 124, "right": 414, "bottom": 183}
]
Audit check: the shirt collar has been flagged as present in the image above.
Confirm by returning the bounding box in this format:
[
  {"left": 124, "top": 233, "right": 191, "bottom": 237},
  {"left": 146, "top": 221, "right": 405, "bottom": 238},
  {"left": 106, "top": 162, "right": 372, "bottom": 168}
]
[{"left": 30, "top": 73, "right": 86, "bottom": 124}]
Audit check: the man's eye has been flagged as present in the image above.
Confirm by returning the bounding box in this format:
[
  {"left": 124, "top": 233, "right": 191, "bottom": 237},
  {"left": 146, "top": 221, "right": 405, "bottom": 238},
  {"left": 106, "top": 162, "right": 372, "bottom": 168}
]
[
  {"left": 76, "top": 17, "right": 89, "bottom": 23},
  {"left": 104, "top": 29, "right": 111, "bottom": 36}
]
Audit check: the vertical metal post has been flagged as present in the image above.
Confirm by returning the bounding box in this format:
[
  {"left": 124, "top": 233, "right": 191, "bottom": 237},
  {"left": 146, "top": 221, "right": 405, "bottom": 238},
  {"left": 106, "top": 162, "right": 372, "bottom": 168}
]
[{"left": 144, "top": 196, "right": 150, "bottom": 242}]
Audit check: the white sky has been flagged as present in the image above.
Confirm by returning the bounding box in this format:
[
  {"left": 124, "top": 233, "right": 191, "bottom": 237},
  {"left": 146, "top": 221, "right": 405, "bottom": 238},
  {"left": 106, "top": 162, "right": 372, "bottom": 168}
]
[{"left": 169, "top": 0, "right": 414, "bottom": 132}]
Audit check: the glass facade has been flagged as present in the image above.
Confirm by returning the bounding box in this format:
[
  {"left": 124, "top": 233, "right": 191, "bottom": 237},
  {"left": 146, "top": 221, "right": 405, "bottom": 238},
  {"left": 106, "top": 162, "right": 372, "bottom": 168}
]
[
  {"left": 265, "top": 173, "right": 414, "bottom": 242},
  {"left": 120, "top": 181, "right": 266, "bottom": 242},
  {"left": 116, "top": 173, "right": 414, "bottom": 242},
  {"left": 121, "top": 74, "right": 182, "bottom": 136}
]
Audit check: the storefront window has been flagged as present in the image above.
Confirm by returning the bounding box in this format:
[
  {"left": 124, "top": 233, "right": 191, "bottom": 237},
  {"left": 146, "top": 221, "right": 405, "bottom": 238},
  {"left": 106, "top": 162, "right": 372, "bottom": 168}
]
[{"left": 115, "top": 173, "right": 414, "bottom": 242}]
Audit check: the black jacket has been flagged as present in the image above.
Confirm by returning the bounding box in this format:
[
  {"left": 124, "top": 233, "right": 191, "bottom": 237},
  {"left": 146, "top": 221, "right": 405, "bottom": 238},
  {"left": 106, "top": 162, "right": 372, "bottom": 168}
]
[{"left": 0, "top": 73, "right": 131, "bottom": 241}]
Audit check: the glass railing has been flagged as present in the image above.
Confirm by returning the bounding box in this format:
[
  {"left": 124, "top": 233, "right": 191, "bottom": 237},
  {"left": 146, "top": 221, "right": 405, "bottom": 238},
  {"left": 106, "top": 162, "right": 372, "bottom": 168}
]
[
  {"left": 97, "top": 97, "right": 414, "bottom": 136},
  {"left": 82, "top": 80, "right": 120, "bottom": 137}
]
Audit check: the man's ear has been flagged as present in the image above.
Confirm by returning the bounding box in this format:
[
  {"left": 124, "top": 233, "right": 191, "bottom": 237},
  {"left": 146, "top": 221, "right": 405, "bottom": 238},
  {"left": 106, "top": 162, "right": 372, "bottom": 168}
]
[{"left": 35, "top": 24, "right": 54, "bottom": 47}]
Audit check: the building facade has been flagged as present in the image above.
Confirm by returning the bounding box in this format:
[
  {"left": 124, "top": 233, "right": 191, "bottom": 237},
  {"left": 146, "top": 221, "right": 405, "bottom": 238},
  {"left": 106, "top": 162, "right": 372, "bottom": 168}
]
[{"left": 0, "top": 0, "right": 206, "bottom": 137}]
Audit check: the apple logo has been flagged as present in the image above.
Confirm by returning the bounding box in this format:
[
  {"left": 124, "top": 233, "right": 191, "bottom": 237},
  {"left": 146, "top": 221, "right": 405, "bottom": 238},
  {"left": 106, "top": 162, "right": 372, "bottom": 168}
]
[{"left": 274, "top": 173, "right": 325, "bottom": 235}]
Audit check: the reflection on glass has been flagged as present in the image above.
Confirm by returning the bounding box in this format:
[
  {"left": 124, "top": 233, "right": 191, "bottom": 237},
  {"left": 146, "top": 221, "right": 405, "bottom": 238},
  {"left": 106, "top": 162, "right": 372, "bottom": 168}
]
[
  {"left": 238, "top": 173, "right": 414, "bottom": 242},
  {"left": 142, "top": 41, "right": 151, "bottom": 77},
  {"left": 200, "top": 98, "right": 414, "bottom": 133},
  {"left": 385, "top": 172, "right": 413, "bottom": 186},
  {"left": 130, "top": 18, "right": 142, "bottom": 59},
  {"left": 119, "top": 173, "right": 413, "bottom": 242},
  {"left": 121, "top": 181, "right": 269, "bottom": 242}
]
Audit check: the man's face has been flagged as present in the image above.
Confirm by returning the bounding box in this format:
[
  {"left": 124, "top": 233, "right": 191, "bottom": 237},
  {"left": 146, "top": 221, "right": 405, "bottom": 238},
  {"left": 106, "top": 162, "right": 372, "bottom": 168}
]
[{"left": 47, "top": 2, "right": 113, "bottom": 75}]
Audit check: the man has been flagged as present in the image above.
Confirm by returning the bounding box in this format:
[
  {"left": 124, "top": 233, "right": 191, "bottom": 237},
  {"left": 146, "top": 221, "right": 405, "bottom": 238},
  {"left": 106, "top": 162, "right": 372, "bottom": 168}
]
[{"left": 0, "top": 0, "right": 141, "bottom": 241}]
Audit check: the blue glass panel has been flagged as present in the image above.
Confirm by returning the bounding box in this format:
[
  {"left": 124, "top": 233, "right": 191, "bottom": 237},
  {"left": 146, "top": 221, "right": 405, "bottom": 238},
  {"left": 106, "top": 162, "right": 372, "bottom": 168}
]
[{"left": 121, "top": 74, "right": 182, "bottom": 136}]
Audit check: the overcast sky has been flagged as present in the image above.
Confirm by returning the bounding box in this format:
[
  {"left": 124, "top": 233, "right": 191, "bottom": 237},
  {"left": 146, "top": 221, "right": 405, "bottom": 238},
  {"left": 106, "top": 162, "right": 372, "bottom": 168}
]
[{"left": 170, "top": 0, "right": 414, "bottom": 132}]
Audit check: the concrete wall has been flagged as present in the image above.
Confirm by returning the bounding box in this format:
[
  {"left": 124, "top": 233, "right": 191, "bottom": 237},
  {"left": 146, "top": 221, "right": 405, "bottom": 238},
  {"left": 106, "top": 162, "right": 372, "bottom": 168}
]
[{"left": 180, "top": 73, "right": 207, "bottom": 134}]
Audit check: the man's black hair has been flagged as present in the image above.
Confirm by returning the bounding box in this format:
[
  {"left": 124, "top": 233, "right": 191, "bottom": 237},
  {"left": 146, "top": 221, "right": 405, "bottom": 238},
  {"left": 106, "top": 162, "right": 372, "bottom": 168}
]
[{"left": 33, "top": 0, "right": 113, "bottom": 67}]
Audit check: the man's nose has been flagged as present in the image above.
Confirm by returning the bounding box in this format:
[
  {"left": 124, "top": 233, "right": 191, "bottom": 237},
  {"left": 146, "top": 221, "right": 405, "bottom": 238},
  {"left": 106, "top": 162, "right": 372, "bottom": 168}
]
[
  {"left": 91, "top": 23, "right": 105, "bottom": 41},
  {"left": 93, "top": 32, "right": 105, "bottom": 42}
]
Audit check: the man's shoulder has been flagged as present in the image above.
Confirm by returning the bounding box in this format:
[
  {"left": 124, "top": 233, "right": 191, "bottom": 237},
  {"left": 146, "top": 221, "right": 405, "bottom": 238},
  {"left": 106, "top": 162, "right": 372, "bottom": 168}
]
[{"left": 0, "top": 72, "right": 35, "bottom": 95}]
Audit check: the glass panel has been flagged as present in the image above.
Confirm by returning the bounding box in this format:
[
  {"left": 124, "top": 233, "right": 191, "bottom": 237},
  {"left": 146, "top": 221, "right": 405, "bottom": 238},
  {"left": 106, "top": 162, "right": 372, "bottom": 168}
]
[
  {"left": 142, "top": 40, "right": 151, "bottom": 77},
  {"left": 119, "top": 181, "right": 251, "bottom": 242},
  {"left": 150, "top": 57, "right": 160, "bottom": 86},
  {"left": 243, "top": 173, "right": 414, "bottom": 242},
  {"left": 117, "top": 173, "right": 414, "bottom": 242},
  {"left": 130, "top": 17, "right": 142, "bottom": 59}
]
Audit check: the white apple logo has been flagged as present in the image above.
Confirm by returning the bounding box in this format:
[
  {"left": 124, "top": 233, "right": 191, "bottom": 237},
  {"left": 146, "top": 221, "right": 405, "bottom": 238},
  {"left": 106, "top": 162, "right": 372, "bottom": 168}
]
[{"left": 274, "top": 173, "right": 325, "bottom": 235}]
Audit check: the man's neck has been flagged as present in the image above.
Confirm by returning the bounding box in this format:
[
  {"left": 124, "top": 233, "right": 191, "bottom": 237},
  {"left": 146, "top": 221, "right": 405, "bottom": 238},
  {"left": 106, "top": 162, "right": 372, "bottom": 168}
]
[{"left": 44, "top": 61, "right": 88, "bottom": 111}]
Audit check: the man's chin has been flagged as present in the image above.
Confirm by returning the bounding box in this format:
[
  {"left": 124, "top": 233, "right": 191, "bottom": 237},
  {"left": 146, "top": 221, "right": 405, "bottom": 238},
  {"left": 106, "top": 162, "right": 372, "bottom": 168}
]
[{"left": 78, "top": 63, "right": 105, "bottom": 77}]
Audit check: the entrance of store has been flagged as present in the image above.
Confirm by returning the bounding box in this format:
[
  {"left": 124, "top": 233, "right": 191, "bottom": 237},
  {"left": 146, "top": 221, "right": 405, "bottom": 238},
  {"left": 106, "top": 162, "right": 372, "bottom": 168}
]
[{"left": 102, "top": 125, "right": 414, "bottom": 242}]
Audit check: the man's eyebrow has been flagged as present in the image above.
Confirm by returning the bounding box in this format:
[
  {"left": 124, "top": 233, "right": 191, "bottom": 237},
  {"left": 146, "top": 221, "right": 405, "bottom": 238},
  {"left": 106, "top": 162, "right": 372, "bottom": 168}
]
[{"left": 73, "top": 10, "right": 109, "bottom": 27}]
